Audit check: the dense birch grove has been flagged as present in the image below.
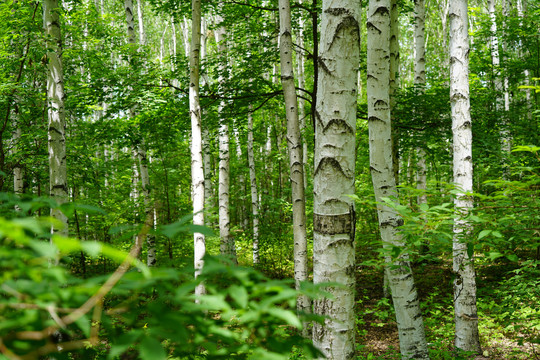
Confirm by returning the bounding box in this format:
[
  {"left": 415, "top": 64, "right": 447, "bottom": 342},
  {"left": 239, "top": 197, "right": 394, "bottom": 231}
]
[{"left": 1, "top": 0, "right": 539, "bottom": 359}]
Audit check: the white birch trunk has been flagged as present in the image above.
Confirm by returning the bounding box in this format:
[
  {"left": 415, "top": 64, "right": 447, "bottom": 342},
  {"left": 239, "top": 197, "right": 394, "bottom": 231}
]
[
  {"left": 247, "top": 109, "right": 260, "bottom": 265},
  {"left": 312, "top": 0, "right": 360, "bottom": 357},
  {"left": 202, "top": 128, "right": 213, "bottom": 222},
  {"left": 215, "top": 21, "right": 235, "bottom": 261},
  {"left": 44, "top": 0, "right": 68, "bottom": 237},
  {"left": 367, "top": 1, "right": 429, "bottom": 358},
  {"left": 517, "top": 0, "right": 532, "bottom": 121},
  {"left": 296, "top": 0, "right": 308, "bottom": 190},
  {"left": 233, "top": 127, "right": 248, "bottom": 228},
  {"left": 190, "top": 0, "right": 205, "bottom": 295},
  {"left": 414, "top": 0, "right": 428, "bottom": 217},
  {"left": 138, "top": 143, "right": 156, "bottom": 266},
  {"left": 449, "top": 0, "right": 482, "bottom": 353},
  {"left": 390, "top": 0, "right": 400, "bottom": 185},
  {"left": 488, "top": 0, "right": 511, "bottom": 171},
  {"left": 278, "top": 0, "right": 310, "bottom": 317},
  {"left": 13, "top": 121, "right": 23, "bottom": 195}
]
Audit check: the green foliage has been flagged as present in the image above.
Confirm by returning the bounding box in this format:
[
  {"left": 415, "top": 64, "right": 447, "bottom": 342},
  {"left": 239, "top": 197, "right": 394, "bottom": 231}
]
[{"left": 0, "top": 197, "right": 323, "bottom": 360}]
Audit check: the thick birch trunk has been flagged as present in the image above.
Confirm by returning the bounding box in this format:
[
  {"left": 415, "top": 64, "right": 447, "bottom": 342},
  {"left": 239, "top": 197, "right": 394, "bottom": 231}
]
[
  {"left": 367, "top": 1, "right": 429, "bottom": 359},
  {"left": 44, "top": 0, "right": 68, "bottom": 237},
  {"left": 312, "top": 0, "right": 360, "bottom": 357},
  {"left": 278, "top": 0, "right": 310, "bottom": 318},
  {"left": 190, "top": 0, "right": 205, "bottom": 294},
  {"left": 247, "top": 109, "right": 260, "bottom": 265},
  {"left": 449, "top": 0, "right": 482, "bottom": 353}
]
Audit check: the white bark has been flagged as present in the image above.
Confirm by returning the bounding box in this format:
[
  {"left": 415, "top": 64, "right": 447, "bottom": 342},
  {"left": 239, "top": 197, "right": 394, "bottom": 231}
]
[
  {"left": 233, "top": 127, "right": 248, "bottom": 228},
  {"left": 202, "top": 128, "right": 213, "bottom": 222},
  {"left": 138, "top": 143, "right": 156, "bottom": 267},
  {"left": 247, "top": 109, "right": 260, "bottom": 265},
  {"left": 215, "top": 22, "right": 235, "bottom": 261},
  {"left": 136, "top": 0, "right": 145, "bottom": 46},
  {"left": 13, "top": 121, "right": 23, "bottom": 195},
  {"left": 489, "top": 0, "right": 511, "bottom": 165},
  {"left": 44, "top": 0, "right": 68, "bottom": 237},
  {"left": 449, "top": 0, "right": 481, "bottom": 353},
  {"left": 190, "top": 0, "right": 205, "bottom": 295},
  {"left": 296, "top": 0, "right": 308, "bottom": 190},
  {"left": 390, "top": 0, "right": 400, "bottom": 185},
  {"left": 312, "top": 0, "right": 360, "bottom": 357},
  {"left": 367, "top": 1, "right": 429, "bottom": 359},
  {"left": 125, "top": 0, "right": 155, "bottom": 266},
  {"left": 278, "top": 0, "right": 309, "bottom": 317},
  {"left": 414, "top": 0, "right": 428, "bottom": 213}
]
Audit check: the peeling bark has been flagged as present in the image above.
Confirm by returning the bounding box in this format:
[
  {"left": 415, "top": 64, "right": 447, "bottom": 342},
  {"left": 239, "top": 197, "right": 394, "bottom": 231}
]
[
  {"left": 312, "top": 0, "right": 360, "bottom": 356},
  {"left": 44, "top": 0, "right": 68, "bottom": 238},
  {"left": 368, "top": 1, "right": 429, "bottom": 358}
]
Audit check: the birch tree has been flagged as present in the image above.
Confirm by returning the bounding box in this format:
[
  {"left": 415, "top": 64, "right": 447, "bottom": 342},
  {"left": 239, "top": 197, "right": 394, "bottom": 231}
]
[
  {"left": 367, "top": 1, "right": 429, "bottom": 358},
  {"left": 247, "top": 109, "right": 260, "bottom": 265},
  {"left": 44, "top": 0, "right": 68, "bottom": 237},
  {"left": 215, "top": 19, "right": 235, "bottom": 261},
  {"left": 449, "top": 0, "right": 482, "bottom": 353},
  {"left": 414, "top": 0, "right": 428, "bottom": 222},
  {"left": 312, "top": 0, "right": 360, "bottom": 356},
  {"left": 125, "top": 0, "right": 155, "bottom": 266},
  {"left": 278, "top": 0, "right": 309, "bottom": 316},
  {"left": 190, "top": 0, "right": 205, "bottom": 294}
]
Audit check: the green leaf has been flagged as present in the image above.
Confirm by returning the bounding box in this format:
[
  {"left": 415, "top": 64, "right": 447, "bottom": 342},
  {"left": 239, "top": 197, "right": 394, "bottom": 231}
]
[
  {"left": 108, "top": 331, "right": 143, "bottom": 359},
  {"left": 138, "top": 336, "right": 166, "bottom": 360},
  {"left": 229, "top": 285, "right": 249, "bottom": 308},
  {"left": 466, "top": 242, "right": 474, "bottom": 259},
  {"left": 478, "top": 230, "right": 491, "bottom": 240},
  {"left": 266, "top": 308, "right": 302, "bottom": 328},
  {"left": 506, "top": 254, "right": 519, "bottom": 262},
  {"left": 419, "top": 203, "right": 429, "bottom": 212},
  {"left": 81, "top": 241, "right": 102, "bottom": 257},
  {"left": 28, "top": 240, "right": 57, "bottom": 258},
  {"left": 488, "top": 252, "right": 503, "bottom": 261}
]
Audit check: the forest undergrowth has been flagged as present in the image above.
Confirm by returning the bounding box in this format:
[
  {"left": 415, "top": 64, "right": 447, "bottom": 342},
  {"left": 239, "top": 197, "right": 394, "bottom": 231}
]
[{"left": 354, "top": 259, "right": 539, "bottom": 359}]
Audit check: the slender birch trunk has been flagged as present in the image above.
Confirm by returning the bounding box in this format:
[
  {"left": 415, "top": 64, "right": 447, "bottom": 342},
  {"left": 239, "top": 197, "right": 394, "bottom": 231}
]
[
  {"left": 215, "top": 21, "right": 235, "bottom": 262},
  {"left": 488, "top": 0, "right": 511, "bottom": 175},
  {"left": 202, "top": 128, "right": 213, "bottom": 222},
  {"left": 278, "top": 0, "right": 310, "bottom": 318},
  {"left": 44, "top": 0, "right": 68, "bottom": 237},
  {"left": 190, "top": 0, "right": 205, "bottom": 294},
  {"left": 247, "top": 109, "right": 260, "bottom": 265},
  {"left": 390, "top": 0, "right": 400, "bottom": 185},
  {"left": 233, "top": 127, "right": 248, "bottom": 228},
  {"left": 312, "top": 0, "right": 360, "bottom": 357},
  {"left": 449, "top": 0, "right": 482, "bottom": 353},
  {"left": 367, "top": 1, "right": 429, "bottom": 358},
  {"left": 138, "top": 143, "right": 156, "bottom": 266},
  {"left": 414, "top": 0, "right": 428, "bottom": 230},
  {"left": 125, "top": 0, "right": 156, "bottom": 266},
  {"left": 296, "top": 0, "right": 308, "bottom": 190},
  {"left": 13, "top": 120, "right": 23, "bottom": 195}
]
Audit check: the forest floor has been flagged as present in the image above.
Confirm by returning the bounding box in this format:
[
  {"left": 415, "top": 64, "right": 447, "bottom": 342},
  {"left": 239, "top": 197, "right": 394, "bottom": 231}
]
[{"left": 354, "top": 260, "right": 539, "bottom": 359}]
